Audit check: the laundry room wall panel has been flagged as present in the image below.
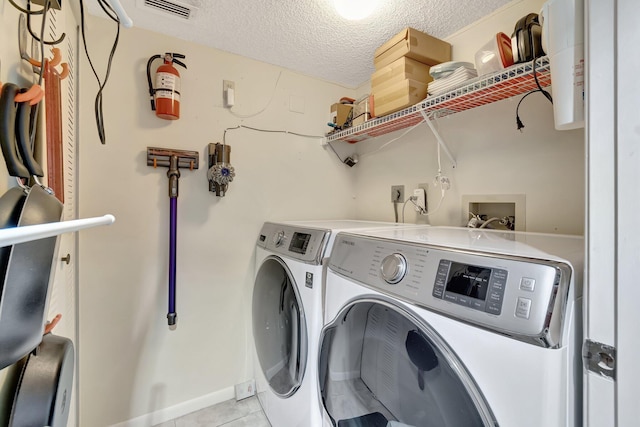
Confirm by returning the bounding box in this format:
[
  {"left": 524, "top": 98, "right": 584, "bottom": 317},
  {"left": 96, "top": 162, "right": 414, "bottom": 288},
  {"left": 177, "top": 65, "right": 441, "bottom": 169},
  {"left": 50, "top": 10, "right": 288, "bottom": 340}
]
[
  {"left": 353, "top": 91, "right": 584, "bottom": 234},
  {"left": 78, "top": 15, "right": 356, "bottom": 427},
  {"left": 352, "top": 0, "right": 584, "bottom": 235}
]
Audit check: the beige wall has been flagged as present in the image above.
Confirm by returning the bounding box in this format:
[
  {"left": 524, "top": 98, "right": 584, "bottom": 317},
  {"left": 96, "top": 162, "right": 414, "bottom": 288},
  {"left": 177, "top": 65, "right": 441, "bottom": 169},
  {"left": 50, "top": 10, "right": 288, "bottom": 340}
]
[
  {"left": 352, "top": 100, "right": 584, "bottom": 234},
  {"left": 352, "top": 0, "right": 584, "bottom": 235},
  {"left": 77, "top": 16, "right": 357, "bottom": 427}
]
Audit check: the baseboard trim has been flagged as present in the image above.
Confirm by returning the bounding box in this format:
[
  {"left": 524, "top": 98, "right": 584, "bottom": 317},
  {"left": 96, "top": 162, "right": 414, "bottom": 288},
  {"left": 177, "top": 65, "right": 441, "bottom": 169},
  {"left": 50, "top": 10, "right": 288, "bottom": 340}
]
[{"left": 108, "top": 386, "right": 235, "bottom": 427}]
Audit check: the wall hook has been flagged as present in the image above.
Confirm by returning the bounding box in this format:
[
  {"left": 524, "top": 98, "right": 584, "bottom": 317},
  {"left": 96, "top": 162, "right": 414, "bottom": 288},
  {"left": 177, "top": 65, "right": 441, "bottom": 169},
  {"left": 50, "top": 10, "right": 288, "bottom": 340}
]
[
  {"left": 26, "top": 1, "right": 66, "bottom": 46},
  {"left": 8, "top": 0, "right": 44, "bottom": 15}
]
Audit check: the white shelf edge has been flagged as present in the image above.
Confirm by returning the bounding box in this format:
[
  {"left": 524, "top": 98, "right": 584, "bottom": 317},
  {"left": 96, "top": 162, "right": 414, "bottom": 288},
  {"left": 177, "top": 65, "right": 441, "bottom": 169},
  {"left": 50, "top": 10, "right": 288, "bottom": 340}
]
[{"left": 0, "top": 214, "right": 116, "bottom": 247}]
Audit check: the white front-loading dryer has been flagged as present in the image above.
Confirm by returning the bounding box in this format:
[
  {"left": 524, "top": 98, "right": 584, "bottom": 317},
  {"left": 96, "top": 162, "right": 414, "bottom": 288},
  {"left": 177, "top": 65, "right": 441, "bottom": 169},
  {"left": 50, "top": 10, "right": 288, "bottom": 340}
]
[
  {"left": 252, "top": 221, "right": 425, "bottom": 427},
  {"left": 319, "top": 226, "right": 584, "bottom": 427}
]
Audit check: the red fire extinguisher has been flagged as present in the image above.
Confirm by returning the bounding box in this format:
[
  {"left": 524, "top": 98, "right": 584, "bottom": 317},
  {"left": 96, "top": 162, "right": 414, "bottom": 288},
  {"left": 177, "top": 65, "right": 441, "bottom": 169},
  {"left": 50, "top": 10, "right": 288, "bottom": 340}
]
[{"left": 146, "top": 53, "right": 187, "bottom": 120}]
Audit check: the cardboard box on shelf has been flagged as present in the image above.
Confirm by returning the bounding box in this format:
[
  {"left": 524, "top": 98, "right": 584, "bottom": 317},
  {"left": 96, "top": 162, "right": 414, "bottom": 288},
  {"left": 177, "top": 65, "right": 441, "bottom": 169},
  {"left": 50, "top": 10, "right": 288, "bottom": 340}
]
[
  {"left": 329, "top": 103, "right": 353, "bottom": 129},
  {"left": 352, "top": 96, "right": 373, "bottom": 126},
  {"left": 372, "top": 79, "right": 428, "bottom": 117},
  {"left": 374, "top": 27, "right": 451, "bottom": 70},
  {"left": 371, "top": 57, "right": 433, "bottom": 93}
]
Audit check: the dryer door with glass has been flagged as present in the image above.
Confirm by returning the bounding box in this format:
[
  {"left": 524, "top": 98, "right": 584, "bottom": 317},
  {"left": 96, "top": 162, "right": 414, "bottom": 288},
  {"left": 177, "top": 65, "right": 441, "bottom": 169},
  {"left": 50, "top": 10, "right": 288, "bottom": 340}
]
[
  {"left": 318, "top": 298, "right": 496, "bottom": 427},
  {"left": 253, "top": 256, "right": 308, "bottom": 398}
]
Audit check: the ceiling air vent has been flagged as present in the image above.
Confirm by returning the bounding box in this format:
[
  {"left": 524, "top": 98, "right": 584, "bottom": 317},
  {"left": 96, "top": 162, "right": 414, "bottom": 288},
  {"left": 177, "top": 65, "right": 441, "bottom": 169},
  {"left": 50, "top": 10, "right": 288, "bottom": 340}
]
[{"left": 142, "top": 0, "right": 194, "bottom": 20}]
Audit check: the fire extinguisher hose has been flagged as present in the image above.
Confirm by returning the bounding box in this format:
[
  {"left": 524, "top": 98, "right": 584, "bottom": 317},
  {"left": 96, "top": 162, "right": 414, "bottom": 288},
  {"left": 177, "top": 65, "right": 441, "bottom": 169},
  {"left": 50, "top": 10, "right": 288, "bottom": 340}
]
[{"left": 146, "top": 54, "right": 162, "bottom": 111}]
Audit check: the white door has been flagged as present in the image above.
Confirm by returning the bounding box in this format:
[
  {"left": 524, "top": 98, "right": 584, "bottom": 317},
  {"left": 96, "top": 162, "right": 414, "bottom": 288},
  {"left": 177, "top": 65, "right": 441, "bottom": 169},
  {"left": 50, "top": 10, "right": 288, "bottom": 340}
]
[{"left": 584, "top": 0, "right": 640, "bottom": 425}]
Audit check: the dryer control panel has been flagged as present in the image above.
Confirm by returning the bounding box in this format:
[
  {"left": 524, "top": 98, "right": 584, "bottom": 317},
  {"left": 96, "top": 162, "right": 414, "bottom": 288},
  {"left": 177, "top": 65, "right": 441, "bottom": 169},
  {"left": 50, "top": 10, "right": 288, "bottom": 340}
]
[
  {"left": 257, "top": 222, "right": 330, "bottom": 265},
  {"left": 328, "top": 233, "right": 575, "bottom": 348}
]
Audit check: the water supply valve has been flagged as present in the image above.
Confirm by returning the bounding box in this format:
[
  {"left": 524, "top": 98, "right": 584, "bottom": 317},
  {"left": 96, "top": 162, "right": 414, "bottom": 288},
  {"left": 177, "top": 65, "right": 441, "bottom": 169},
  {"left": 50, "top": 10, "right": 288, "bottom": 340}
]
[{"left": 207, "top": 143, "right": 235, "bottom": 197}]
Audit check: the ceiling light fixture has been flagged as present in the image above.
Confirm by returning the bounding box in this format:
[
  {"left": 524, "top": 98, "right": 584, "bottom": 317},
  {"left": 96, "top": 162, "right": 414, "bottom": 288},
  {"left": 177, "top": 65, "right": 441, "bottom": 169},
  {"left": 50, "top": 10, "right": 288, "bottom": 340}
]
[{"left": 333, "top": 0, "right": 379, "bottom": 20}]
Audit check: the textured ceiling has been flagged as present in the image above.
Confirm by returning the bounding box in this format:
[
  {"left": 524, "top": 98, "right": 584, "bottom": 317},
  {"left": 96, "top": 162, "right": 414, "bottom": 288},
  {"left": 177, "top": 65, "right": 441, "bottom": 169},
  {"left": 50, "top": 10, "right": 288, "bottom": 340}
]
[{"left": 90, "top": 0, "right": 512, "bottom": 87}]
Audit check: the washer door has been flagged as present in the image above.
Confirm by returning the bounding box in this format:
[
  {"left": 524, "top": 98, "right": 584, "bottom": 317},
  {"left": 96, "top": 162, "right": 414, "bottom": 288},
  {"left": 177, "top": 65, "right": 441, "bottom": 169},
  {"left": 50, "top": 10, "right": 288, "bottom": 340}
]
[
  {"left": 319, "top": 299, "right": 497, "bottom": 427},
  {"left": 253, "top": 256, "right": 307, "bottom": 398}
]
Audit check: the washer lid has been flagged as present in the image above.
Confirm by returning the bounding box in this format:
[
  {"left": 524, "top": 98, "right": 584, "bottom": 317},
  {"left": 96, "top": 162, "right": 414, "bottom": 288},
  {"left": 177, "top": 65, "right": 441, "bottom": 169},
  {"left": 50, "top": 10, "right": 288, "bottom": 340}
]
[
  {"left": 256, "top": 221, "right": 425, "bottom": 264},
  {"left": 341, "top": 226, "right": 584, "bottom": 266}
]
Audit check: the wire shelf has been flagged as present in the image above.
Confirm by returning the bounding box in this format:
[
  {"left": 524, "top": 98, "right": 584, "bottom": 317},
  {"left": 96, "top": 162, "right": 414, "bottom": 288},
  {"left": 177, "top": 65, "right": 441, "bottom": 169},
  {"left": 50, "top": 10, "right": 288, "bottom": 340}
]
[{"left": 325, "top": 57, "right": 551, "bottom": 144}]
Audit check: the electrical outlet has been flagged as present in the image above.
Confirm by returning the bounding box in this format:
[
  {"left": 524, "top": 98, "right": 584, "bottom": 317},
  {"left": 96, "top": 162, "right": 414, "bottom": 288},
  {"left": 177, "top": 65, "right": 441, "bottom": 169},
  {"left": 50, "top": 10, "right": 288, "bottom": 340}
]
[
  {"left": 418, "top": 183, "right": 429, "bottom": 211},
  {"left": 223, "top": 80, "right": 235, "bottom": 92},
  {"left": 234, "top": 379, "right": 256, "bottom": 401},
  {"left": 391, "top": 185, "right": 404, "bottom": 203},
  {"left": 223, "top": 80, "right": 235, "bottom": 107},
  {"left": 413, "top": 188, "right": 426, "bottom": 212}
]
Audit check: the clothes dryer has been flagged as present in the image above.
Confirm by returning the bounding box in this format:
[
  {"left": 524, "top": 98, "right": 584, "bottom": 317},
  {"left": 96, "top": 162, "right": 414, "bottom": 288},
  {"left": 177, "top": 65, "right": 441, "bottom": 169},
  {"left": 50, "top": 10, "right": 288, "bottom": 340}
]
[
  {"left": 252, "top": 221, "right": 424, "bottom": 427},
  {"left": 320, "top": 226, "right": 583, "bottom": 427}
]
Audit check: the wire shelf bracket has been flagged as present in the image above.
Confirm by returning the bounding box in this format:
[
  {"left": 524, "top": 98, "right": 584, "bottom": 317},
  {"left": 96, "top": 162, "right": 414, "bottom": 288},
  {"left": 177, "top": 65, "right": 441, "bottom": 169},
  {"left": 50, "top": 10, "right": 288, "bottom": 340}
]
[{"left": 419, "top": 110, "right": 457, "bottom": 168}]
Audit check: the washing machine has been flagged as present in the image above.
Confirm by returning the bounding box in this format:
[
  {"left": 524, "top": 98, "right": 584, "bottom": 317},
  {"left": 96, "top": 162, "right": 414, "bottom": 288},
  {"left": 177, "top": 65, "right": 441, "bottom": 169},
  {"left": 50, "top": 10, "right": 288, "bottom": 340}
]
[
  {"left": 252, "top": 221, "right": 426, "bottom": 427},
  {"left": 319, "top": 226, "right": 584, "bottom": 427}
]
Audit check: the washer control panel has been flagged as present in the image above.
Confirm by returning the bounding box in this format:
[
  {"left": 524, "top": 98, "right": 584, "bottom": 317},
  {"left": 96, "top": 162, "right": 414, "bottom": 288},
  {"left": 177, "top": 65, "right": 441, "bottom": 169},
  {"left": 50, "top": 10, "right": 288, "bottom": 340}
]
[
  {"left": 257, "top": 222, "right": 329, "bottom": 265},
  {"left": 328, "top": 233, "right": 573, "bottom": 341}
]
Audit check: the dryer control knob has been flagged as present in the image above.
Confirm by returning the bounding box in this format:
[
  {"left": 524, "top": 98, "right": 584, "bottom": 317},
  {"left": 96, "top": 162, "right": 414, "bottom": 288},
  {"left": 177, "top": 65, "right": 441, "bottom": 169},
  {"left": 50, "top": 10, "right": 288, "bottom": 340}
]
[
  {"left": 273, "top": 230, "right": 286, "bottom": 247},
  {"left": 380, "top": 253, "right": 407, "bottom": 284}
]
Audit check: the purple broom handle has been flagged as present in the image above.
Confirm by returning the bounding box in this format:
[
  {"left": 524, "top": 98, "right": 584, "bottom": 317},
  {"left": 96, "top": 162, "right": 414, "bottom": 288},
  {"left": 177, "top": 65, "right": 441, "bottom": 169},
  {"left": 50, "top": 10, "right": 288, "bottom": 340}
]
[{"left": 168, "top": 196, "right": 178, "bottom": 325}]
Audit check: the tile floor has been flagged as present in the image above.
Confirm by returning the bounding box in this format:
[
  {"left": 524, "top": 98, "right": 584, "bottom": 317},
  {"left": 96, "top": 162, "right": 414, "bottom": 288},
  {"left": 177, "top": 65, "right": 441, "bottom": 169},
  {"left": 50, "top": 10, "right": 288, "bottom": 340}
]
[{"left": 154, "top": 396, "right": 271, "bottom": 427}]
